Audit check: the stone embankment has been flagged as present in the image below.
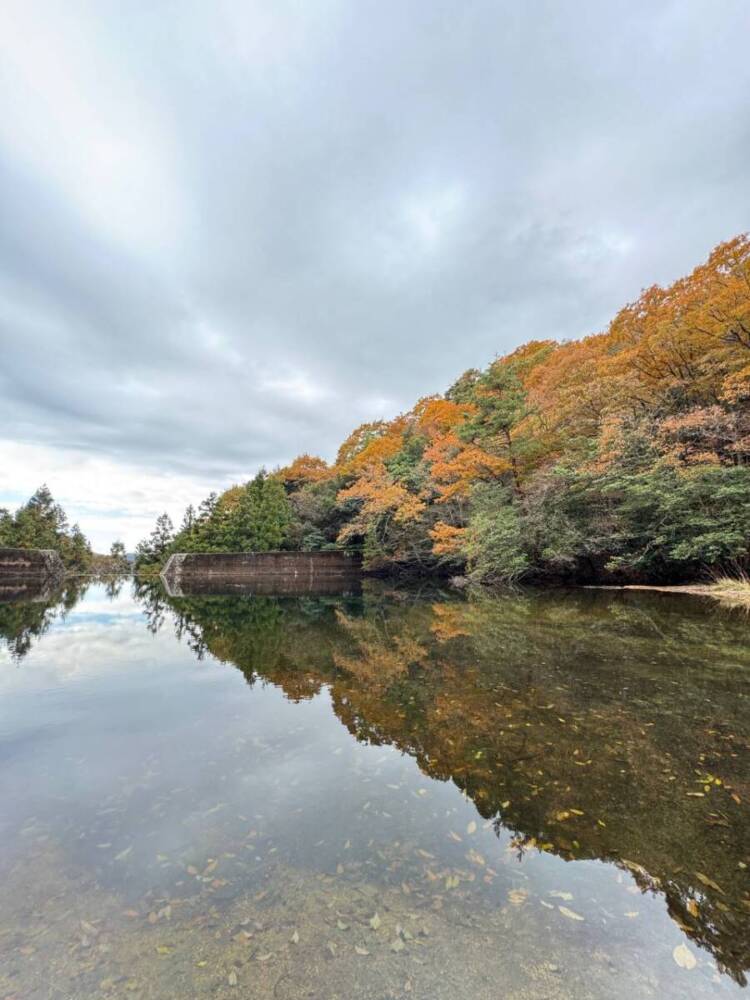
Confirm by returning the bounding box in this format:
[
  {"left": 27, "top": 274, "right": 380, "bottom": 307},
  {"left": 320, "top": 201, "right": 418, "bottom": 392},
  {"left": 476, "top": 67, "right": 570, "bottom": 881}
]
[
  {"left": 161, "top": 551, "right": 362, "bottom": 597},
  {"left": 0, "top": 547, "right": 65, "bottom": 580}
]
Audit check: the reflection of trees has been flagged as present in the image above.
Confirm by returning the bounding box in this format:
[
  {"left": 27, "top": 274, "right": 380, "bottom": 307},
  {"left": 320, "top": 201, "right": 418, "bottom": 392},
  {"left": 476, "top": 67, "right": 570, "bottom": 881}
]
[
  {"left": 153, "top": 583, "right": 750, "bottom": 985},
  {"left": 0, "top": 577, "right": 92, "bottom": 661}
]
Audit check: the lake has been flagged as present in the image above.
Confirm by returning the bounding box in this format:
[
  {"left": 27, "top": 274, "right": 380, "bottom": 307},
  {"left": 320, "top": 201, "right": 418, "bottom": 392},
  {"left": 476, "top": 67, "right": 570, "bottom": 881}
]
[{"left": 0, "top": 578, "right": 748, "bottom": 999}]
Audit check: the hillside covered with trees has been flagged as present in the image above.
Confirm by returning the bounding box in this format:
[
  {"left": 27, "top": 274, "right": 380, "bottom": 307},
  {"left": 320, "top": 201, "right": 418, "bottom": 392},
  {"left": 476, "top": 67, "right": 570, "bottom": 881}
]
[
  {"left": 139, "top": 235, "right": 750, "bottom": 584},
  {"left": 0, "top": 486, "right": 94, "bottom": 570}
]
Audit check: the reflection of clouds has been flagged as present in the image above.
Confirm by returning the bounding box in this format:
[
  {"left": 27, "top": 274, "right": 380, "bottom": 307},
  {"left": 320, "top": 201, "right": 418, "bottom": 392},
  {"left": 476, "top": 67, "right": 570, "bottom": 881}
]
[
  {"left": 66, "top": 591, "right": 145, "bottom": 618},
  {"left": 0, "top": 586, "right": 181, "bottom": 688},
  {"left": 0, "top": 621, "right": 175, "bottom": 688}
]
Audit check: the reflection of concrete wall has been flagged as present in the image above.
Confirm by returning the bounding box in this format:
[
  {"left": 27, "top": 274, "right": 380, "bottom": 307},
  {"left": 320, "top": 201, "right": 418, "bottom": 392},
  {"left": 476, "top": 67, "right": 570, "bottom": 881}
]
[
  {"left": 0, "top": 548, "right": 65, "bottom": 583},
  {"left": 0, "top": 580, "right": 60, "bottom": 603},
  {"left": 161, "top": 551, "right": 362, "bottom": 596}
]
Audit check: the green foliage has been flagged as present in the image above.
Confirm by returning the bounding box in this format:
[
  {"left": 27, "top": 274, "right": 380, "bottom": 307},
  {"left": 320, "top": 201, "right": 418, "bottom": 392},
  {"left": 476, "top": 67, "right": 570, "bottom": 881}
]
[
  {"left": 134, "top": 512, "right": 174, "bottom": 568},
  {"left": 602, "top": 463, "right": 750, "bottom": 575},
  {"left": 465, "top": 483, "right": 529, "bottom": 583},
  {"left": 0, "top": 485, "right": 93, "bottom": 570},
  {"left": 287, "top": 480, "right": 343, "bottom": 551},
  {"left": 136, "top": 471, "right": 293, "bottom": 569}
]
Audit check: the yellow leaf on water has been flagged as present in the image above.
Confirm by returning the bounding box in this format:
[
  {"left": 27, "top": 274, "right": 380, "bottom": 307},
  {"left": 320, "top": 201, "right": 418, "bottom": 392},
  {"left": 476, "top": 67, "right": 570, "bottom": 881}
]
[
  {"left": 673, "top": 944, "right": 697, "bottom": 970},
  {"left": 558, "top": 906, "right": 584, "bottom": 921},
  {"left": 466, "top": 821, "right": 477, "bottom": 835},
  {"left": 369, "top": 913, "right": 381, "bottom": 930},
  {"left": 695, "top": 872, "right": 724, "bottom": 894}
]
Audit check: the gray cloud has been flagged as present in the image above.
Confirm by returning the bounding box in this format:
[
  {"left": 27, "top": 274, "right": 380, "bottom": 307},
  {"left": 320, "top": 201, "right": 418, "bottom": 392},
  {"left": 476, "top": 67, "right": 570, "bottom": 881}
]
[{"left": 1, "top": 0, "right": 749, "bottom": 507}]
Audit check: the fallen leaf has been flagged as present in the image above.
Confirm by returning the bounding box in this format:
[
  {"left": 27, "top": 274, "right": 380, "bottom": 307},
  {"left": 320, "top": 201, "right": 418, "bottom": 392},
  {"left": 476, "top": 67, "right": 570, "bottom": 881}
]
[
  {"left": 369, "top": 913, "right": 381, "bottom": 930},
  {"left": 673, "top": 944, "right": 697, "bottom": 970},
  {"left": 355, "top": 945, "right": 370, "bottom": 956},
  {"left": 466, "top": 821, "right": 477, "bottom": 835},
  {"left": 558, "top": 906, "right": 584, "bottom": 921},
  {"left": 695, "top": 872, "right": 724, "bottom": 894}
]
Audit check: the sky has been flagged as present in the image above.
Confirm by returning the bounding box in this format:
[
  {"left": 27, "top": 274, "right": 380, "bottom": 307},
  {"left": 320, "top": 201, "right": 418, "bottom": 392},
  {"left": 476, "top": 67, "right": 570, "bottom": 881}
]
[{"left": 1, "top": 0, "right": 749, "bottom": 551}]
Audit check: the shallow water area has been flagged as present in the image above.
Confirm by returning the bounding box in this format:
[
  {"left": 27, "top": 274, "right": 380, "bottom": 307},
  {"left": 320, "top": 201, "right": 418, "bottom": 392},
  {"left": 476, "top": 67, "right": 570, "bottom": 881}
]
[{"left": 0, "top": 578, "right": 748, "bottom": 999}]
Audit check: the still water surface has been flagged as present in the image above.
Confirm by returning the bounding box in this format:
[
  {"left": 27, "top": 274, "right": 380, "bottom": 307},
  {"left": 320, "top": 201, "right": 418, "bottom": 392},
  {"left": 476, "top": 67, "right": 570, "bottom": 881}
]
[{"left": 0, "top": 578, "right": 748, "bottom": 999}]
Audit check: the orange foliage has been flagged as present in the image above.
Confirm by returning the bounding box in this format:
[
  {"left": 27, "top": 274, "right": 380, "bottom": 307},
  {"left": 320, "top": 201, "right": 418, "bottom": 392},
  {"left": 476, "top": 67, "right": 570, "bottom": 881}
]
[
  {"left": 275, "top": 453, "right": 331, "bottom": 485},
  {"left": 336, "top": 463, "right": 425, "bottom": 542},
  {"left": 429, "top": 521, "right": 467, "bottom": 556},
  {"left": 424, "top": 431, "right": 509, "bottom": 500}
]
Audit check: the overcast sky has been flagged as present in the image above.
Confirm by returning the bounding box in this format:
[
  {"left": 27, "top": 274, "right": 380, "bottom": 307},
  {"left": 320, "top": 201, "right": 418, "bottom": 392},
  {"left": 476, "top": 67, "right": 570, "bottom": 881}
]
[{"left": 1, "top": 0, "right": 749, "bottom": 549}]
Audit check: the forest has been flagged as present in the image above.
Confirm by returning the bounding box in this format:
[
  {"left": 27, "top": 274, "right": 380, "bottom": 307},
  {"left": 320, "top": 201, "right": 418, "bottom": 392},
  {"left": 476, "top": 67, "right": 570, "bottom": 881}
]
[{"left": 136, "top": 235, "right": 750, "bottom": 584}]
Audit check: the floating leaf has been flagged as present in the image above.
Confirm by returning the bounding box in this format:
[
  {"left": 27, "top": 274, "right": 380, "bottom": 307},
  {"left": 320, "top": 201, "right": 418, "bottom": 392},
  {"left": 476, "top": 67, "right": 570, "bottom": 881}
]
[
  {"left": 369, "top": 913, "right": 381, "bottom": 930},
  {"left": 695, "top": 872, "right": 724, "bottom": 894},
  {"left": 558, "top": 906, "right": 584, "bottom": 921},
  {"left": 673, "top": 944, "right": 697, "bottom": 970},
  {"left": 466, "top": 821, "right": 477, "bottom": 835},
  {"left": 355, "top": 945, "right": 370, "bottom": 956}
]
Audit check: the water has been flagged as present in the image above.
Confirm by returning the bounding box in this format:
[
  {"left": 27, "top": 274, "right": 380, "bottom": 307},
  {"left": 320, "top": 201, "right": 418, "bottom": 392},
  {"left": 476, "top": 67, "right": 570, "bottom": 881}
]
[{"left": 0, "top": 578, "right": 748, "bottom": 999}]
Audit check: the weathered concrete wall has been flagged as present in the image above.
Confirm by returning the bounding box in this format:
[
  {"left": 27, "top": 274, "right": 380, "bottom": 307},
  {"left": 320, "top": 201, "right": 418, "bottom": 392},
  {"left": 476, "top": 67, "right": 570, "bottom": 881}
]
[
  {"left": 0, "top": 579, "right": 61, "bottom": 603},
  {"left": 161, "top": 551, "right": 362, "bottom": 595},
  {"left": 0, "top": 548, "right": 65, "bottom": 582}
]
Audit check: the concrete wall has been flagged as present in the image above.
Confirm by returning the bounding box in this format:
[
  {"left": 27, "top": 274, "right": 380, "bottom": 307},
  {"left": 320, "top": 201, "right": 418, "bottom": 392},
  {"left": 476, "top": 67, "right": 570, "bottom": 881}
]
[
  {"left": 161, "top": 551, "right": 362, "bottom": 594},
  {"left": 0, "top": 547, "right": 65, "bottom": 581}
]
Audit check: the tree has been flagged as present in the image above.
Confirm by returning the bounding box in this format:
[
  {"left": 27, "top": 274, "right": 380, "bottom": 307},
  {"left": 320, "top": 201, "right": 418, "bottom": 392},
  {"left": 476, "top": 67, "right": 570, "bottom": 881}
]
[
  {"left": 109, "top": 540, "right": 128, "bottom": 566},
  {"left": 231, "top": 471, "right": 291, "bottom": 551},
  {"left": 134, "top": 513, "right": 174, "bottom": 568},
  {"left": 0, "top": 486, "right": 93, "bottom": 569}
]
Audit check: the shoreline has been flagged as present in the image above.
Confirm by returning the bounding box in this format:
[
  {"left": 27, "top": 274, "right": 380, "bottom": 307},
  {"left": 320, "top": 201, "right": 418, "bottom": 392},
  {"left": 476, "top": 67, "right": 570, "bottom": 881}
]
[{"left": 584, "top": 582, "right": 750, "bottom": 608}]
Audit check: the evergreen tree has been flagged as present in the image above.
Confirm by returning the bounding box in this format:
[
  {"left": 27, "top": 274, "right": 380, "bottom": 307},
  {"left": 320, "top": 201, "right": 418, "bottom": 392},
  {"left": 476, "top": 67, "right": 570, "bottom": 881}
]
[
  {"left": 134, "top": 512, "right": 175, "bottom": 569},
  {"left": 0, "top": 486, "right": 93, "bottom": 569},
  {"left": 65, "top": 524, "right": 93, "bottom": 570}
]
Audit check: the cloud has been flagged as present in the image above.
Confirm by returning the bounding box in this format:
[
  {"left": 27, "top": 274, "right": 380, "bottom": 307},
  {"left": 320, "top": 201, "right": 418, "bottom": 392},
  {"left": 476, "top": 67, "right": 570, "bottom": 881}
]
[{"left": 1, "top": 0, "right": 749, "bottom": 547}]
